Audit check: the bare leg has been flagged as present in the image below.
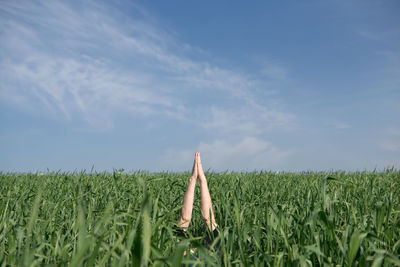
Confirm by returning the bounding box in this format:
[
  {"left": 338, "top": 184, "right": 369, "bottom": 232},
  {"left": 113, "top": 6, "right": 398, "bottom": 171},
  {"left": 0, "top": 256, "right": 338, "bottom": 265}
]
[
  {"left": 197, "top": 152, "right": 218, "bottom": 231},
  {"left": 177, "top": 152, "right": 198, "bottom": 228}
]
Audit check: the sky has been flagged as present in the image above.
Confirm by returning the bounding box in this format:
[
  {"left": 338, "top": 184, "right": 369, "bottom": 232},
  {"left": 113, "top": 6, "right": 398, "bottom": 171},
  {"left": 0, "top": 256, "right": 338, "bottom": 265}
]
[{"left": 0, "top": 0, "right": 399, "bottom": 173}]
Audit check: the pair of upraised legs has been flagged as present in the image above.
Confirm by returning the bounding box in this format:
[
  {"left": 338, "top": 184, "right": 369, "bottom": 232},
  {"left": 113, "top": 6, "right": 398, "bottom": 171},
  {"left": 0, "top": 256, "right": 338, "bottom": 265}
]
[{"left": 177, "top": 152, "right": 218, "bottom": 231}]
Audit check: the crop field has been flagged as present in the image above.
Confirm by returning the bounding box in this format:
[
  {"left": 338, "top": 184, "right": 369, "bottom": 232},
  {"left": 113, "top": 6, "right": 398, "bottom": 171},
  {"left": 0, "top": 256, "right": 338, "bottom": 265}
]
[{"left": 0, "top": 170, "right": 399, "bottom": 266}]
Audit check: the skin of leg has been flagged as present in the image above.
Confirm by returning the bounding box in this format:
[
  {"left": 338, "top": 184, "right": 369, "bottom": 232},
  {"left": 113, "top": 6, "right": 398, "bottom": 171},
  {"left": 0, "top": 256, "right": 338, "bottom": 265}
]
[
  {"left": 197, "top": 152, "right": 218, "bottom": 231},
  {"left": 177, "top": 152, "right": 199, "bottom": 228}
]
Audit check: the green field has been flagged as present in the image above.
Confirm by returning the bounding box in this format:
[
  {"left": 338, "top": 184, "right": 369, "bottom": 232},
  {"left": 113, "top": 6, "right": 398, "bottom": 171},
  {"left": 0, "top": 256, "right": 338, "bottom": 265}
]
[{"left": 1, "top": 170, "right": 399, "bottom": 266}]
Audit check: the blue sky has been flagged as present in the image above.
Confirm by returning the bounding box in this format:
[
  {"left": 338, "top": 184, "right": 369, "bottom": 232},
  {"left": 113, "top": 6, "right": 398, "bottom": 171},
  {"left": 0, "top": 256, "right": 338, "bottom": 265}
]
[{"left": 1, "top": 0, "right": 399, "bottom": 172}]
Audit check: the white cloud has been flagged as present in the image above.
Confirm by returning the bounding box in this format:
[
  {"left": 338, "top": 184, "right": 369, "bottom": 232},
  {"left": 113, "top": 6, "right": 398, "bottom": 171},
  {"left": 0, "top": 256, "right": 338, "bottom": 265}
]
[
  {"left": 0, "top": 53, "right": 179, "bottom": 128},
  {"left": 159, "top": 137, "right": 291, "bottom": 171}
]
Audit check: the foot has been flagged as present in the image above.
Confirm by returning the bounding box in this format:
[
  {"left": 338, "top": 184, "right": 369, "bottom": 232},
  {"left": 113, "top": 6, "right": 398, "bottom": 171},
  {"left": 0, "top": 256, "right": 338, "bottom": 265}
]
[
  {"left": 191, "top": 152, "right": 199, "bottom": 179},
  {"left": 197, "top": 152, "right": 207, "bottom": 181}
]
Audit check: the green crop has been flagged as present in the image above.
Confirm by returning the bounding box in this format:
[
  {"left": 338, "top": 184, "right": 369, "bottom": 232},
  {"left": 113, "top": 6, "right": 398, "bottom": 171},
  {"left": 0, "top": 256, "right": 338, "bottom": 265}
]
[{"left": 0, "top": 169, "right": 399, "bottom": 266}]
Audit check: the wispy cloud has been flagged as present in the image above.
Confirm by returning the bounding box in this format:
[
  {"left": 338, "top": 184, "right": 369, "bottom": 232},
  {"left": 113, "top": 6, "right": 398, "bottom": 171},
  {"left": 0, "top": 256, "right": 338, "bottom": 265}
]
[
  {"left": 0, "top": 0, "right": 292, "bottom": 131},
  {"left": 1, "top": 54, "right": 182, "bottom": 127},
  {"left": 0, "top": 1, "right": 180, "bottom": 127}
]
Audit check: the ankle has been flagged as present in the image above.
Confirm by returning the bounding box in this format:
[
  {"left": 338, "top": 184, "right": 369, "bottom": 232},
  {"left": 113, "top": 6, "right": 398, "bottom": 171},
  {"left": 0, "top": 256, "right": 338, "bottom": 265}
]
[{"left": 199, "top": 175, "right": 207, "bottom": 182}]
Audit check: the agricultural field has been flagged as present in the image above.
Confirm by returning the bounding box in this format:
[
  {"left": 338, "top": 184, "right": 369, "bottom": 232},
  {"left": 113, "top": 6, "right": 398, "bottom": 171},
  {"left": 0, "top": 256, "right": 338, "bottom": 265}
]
[{"left": 0, "top": 170, "right": 399, "bottom": 266}]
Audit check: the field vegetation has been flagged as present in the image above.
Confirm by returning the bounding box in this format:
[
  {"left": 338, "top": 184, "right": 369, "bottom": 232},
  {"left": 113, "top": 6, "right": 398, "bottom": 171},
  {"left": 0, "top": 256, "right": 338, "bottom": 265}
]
[{"left": 0, "top": 169, "right": 399, "bottom": 266}]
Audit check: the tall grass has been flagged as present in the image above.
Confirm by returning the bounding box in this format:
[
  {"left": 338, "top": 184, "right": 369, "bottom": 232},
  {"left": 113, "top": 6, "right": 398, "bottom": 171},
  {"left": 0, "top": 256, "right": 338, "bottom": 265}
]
[{"left": 0, "top": 170, "right": 399, "bottom": 266}]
